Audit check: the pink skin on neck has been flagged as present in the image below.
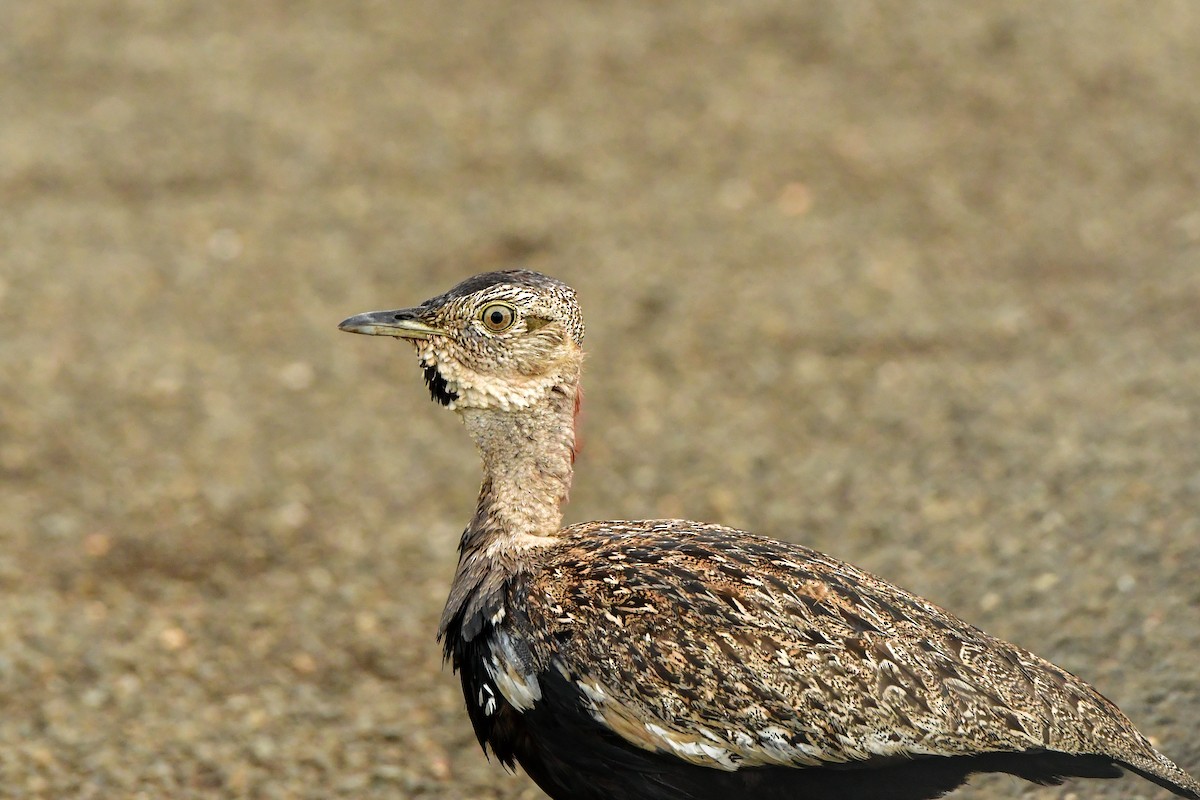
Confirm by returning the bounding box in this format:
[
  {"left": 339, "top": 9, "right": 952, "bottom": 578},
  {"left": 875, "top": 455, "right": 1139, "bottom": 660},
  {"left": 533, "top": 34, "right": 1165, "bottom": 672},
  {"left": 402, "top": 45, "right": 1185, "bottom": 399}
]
[{"left": 571, "top": 384, "right": 584, "bottom": 464}]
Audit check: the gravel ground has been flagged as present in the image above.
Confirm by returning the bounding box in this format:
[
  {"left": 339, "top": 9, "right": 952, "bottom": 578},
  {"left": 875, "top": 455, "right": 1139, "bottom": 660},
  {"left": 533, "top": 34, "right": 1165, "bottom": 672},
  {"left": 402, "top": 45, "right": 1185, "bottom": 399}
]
[{"left": 2, "top": 3, "right": 1199, "bottom": 798}]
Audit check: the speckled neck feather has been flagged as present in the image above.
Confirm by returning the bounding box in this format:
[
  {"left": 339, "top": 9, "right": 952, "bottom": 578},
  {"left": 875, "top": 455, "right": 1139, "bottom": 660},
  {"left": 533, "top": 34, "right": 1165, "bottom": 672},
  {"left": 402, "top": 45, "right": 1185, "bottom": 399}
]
[
  {"left": 462, "top": 375, "right": 580, "bottom": 548},
  {"left": 439, "top": 361, "right": 580, "bottom": 642}
]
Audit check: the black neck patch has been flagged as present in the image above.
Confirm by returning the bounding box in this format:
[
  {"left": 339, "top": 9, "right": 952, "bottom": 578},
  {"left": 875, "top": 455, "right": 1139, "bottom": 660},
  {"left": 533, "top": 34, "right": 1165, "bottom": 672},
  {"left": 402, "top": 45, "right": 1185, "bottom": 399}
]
[{"left": 424, "top": 363, "right": 459, "bottom": 406}]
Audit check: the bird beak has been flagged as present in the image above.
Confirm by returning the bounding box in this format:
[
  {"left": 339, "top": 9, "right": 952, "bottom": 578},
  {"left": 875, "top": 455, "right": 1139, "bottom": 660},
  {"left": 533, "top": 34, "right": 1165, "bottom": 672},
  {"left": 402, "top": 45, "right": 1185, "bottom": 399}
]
[{"left": 337, "top": 308, "right": 448, "bottom": 339}]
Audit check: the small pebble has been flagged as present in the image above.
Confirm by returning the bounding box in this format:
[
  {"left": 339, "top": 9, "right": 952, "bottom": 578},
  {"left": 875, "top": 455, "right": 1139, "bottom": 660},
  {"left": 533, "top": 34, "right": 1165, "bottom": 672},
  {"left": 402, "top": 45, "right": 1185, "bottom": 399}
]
[
  {"left": 159, "top": 627, "right": 188, "bottom": 651},
  {"left": 278, "top": 361, "right": 316, "bottom": 391}
]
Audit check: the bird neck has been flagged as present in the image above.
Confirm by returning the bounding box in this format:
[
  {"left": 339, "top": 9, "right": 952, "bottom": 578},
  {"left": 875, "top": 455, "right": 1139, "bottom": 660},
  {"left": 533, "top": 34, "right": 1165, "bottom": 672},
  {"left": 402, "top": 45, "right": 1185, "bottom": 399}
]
[{"left": 457, "top": 374, "right": 580, "bottom": 557}]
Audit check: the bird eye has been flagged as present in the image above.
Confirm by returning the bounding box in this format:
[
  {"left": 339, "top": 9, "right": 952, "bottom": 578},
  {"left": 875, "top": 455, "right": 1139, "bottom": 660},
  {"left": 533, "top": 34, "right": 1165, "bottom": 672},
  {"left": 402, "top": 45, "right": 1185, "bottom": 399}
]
[{"left": 479, "top": 302, "right": 517, "bottom": 332}]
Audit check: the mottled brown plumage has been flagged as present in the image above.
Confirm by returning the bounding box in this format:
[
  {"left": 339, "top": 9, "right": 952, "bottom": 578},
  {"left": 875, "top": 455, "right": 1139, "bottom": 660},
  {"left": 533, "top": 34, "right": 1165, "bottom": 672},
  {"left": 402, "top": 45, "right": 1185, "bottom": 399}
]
[{"left": 339, "top": 270, "right": 1199, "bottom": 800}]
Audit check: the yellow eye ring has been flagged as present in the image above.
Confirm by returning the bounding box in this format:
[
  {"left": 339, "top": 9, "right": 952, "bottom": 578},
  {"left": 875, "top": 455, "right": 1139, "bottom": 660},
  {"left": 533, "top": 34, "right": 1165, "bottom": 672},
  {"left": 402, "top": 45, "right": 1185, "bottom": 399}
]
[{"left": 479, "top": 302, "right": 517, "bottom": 332}]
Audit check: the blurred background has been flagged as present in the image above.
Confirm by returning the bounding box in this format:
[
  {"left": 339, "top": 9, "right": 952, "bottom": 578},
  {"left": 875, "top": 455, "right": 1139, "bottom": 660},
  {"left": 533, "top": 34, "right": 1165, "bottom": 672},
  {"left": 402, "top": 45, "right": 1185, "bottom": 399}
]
[{"left": 2, "top": 2, "right": 1199, "bottom": 798}]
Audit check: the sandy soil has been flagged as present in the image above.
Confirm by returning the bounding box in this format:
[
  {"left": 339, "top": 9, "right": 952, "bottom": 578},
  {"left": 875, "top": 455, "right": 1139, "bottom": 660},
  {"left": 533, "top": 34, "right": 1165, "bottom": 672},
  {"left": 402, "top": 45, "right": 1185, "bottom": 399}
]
[{"left": 2, "top": 2, "right": 1198, "bottom": 798}]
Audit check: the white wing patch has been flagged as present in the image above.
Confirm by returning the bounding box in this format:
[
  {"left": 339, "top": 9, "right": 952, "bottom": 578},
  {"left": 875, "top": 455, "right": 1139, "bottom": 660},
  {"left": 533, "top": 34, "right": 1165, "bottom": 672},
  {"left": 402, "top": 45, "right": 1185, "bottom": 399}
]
[
  {"left": 643, "top": 723, "right": 741, "bottom": 770},
  {"left": 486, "top": 630, "right": 542, "bottom": 711},
  {"left": 568, "top": 671, "right": 965, "bottom": 771},
  {"left": 477, "top": 683, "right": 498, "bottom": 716},
  {"left": 570, "top": 674, "right": 853, "bottom": 771}
]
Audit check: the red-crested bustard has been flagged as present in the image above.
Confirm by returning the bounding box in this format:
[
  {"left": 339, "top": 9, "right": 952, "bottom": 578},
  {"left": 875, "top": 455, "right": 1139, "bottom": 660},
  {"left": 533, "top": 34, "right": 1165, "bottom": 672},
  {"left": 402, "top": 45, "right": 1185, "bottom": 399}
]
[{"left": 339, "top": 270, "right": 1199, "bottom": 800}]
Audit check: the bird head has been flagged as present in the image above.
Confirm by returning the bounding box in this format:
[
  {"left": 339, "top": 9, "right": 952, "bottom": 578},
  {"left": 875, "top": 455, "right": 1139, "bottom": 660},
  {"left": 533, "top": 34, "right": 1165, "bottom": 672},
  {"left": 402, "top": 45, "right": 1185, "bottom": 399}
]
[{"left": 339, "top": 270, "right": 585, "bottom": 411}]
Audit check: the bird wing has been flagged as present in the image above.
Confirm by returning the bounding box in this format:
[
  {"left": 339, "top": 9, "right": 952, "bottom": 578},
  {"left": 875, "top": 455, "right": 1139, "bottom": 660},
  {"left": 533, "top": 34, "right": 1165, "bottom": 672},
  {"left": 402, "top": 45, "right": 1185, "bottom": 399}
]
[{"left": 520, "top": 521, "right": 1156, "bottom": 773}]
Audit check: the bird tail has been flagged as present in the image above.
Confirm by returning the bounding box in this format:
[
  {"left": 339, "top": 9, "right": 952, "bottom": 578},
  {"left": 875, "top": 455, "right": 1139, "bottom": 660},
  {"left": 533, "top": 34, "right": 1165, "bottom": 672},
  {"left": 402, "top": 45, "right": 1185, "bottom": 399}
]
[{"left": 1119, "top": 749, "right": 1200, "bottom": 799}]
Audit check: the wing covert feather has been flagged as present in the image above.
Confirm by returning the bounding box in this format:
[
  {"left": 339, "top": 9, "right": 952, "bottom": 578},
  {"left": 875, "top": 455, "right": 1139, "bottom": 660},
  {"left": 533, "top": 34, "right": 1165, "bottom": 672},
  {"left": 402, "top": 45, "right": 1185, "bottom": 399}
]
[{"left": 521, "top": 522, "right": 1158, "bottom": 773}]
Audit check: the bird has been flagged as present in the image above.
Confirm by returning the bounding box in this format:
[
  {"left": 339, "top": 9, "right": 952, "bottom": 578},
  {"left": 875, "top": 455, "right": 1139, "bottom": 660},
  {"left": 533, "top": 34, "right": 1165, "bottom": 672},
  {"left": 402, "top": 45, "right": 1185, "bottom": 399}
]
[{"left": 338, "top": 269, "right": 1199, "bottom": 800}]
